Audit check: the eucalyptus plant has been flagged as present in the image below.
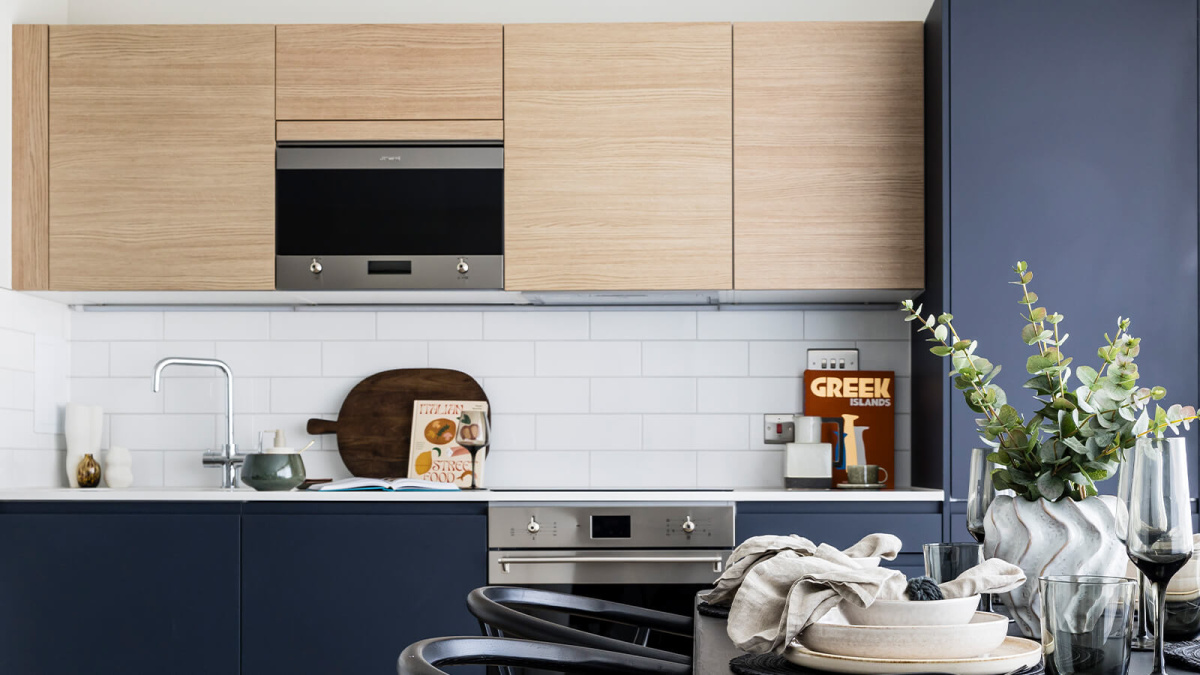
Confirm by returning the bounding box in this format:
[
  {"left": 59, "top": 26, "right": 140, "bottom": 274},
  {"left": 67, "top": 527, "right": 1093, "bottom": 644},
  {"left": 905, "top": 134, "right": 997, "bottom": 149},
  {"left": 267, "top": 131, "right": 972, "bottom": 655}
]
[{"left": 901, "top": 262, "right": 1197, "bottom": 502}]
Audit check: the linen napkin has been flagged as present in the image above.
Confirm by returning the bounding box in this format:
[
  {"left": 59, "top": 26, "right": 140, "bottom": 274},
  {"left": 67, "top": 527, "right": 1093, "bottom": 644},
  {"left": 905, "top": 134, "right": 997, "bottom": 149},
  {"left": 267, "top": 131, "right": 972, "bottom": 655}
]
[
  {"left": 724, "top": 547, "right": 909, "bottom": 655},
  {"left": 938, "top": 557, "right": 1026, "bottom": 598},
  {"left": 703, "top": 533, "right": 901, "bottom": 606}
]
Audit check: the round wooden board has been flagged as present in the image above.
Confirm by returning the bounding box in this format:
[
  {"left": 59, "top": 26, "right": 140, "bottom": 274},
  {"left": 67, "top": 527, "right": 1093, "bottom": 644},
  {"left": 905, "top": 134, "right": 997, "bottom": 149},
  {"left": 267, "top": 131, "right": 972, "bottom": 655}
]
[{"left": 307, "top": 368, "right": 488, "bottom": 479}]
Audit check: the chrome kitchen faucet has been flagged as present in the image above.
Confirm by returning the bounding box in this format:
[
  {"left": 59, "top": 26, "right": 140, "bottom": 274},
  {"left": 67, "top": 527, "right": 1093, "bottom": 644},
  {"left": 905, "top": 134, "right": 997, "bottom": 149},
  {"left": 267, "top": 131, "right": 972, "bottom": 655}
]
[{"left": 152, "top": 357, "right": 242, "bottom": 488}]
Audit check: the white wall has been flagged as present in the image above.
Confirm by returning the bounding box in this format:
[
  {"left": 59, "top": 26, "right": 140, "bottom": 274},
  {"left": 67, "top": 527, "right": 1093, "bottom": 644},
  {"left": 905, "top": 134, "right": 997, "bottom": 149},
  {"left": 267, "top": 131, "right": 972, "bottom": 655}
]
[
  {"left": 65, "top": 0, "right": 935, "bottom": 24},
  {"left": 70, "top": 307, "right": 912, "bottom": 489}
]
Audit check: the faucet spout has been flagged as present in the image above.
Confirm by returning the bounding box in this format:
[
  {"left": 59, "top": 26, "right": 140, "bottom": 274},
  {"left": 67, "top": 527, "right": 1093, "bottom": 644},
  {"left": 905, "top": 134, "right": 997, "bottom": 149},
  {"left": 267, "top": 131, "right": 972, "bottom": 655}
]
[{"left": 151, "top": 357, "right": 240, "bottom": 488}]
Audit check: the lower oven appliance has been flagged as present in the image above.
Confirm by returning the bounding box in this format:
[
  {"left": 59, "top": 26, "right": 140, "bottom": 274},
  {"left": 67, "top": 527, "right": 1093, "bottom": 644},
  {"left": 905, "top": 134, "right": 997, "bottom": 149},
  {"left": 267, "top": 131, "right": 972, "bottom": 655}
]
[
  {"left": 275, "top": 142, "right": 504, "bottom": 290},
  {"left": 487, "top": 502, "right": 735, "bottom": 672}
]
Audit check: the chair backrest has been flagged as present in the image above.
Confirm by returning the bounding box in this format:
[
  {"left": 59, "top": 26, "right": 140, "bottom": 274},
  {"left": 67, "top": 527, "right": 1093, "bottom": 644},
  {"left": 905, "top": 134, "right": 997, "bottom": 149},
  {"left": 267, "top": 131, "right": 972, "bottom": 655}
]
[{"left": 397, "top": 636, "right": 693, "bottom": 675}]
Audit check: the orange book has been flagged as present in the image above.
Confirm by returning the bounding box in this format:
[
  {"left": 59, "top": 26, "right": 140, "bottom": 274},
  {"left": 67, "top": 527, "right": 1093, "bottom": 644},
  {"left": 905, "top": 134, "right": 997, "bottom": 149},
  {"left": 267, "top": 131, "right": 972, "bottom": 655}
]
[{"left": 803, "top": 370, "right": 895, "bottom": 488}]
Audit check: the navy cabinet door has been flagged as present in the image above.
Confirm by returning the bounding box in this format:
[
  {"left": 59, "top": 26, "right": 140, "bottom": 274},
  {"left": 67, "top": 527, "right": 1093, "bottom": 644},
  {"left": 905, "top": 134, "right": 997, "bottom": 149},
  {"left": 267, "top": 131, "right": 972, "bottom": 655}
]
[
  {"left": 0, "top": 507, "right": 241, "bottom": 675},
  {"left": 241, "top": 504, "right": 486, "bottom": 675},
  {"left": 947, "top": 0, "right": 1199, "bottom": 498}
]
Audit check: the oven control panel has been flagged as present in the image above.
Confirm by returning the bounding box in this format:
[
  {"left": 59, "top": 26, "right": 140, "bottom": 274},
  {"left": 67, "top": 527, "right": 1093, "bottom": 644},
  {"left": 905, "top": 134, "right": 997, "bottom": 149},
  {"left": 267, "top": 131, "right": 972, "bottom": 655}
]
[{"left": 488, "top": 503, "right": 735, "bottom": 549}]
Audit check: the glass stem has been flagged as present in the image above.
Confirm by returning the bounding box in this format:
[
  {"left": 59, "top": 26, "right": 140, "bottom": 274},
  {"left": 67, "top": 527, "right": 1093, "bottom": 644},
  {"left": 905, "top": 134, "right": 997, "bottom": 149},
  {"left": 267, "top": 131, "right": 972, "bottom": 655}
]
[
  {"left": 1139, "top": 571, "right": 1153, "bottom": 641},
  {"left": 1154, "top": 580, "right": 1169, "bottom": 675}
]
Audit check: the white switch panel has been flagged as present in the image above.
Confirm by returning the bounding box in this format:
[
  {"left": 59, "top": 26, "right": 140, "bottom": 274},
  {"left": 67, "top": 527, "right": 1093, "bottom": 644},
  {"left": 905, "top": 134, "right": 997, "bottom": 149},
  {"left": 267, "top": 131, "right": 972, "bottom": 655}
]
[
  {"left": 764, "top": 414, "right": 796, "bottom": 444},
  {"left": 807, "top": 348, "right": 859, "bottom": 371}
]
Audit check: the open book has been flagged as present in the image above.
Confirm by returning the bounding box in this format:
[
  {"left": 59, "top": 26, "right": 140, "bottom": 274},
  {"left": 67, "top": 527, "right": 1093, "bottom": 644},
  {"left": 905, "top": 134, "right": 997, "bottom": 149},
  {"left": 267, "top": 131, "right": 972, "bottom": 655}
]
[{"left": 310, "top": 477, "right": 460, "bottom": 492}]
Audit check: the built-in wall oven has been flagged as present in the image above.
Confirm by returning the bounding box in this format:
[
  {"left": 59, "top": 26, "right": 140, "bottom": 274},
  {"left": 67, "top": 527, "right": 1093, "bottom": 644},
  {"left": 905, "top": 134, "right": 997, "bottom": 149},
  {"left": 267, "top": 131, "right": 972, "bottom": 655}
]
[
  {"left": 275, "top": 143, "right": 504, "bottom": 290},
  {"left": 487, "top": 502, "right": 735, "bottom": 671}
]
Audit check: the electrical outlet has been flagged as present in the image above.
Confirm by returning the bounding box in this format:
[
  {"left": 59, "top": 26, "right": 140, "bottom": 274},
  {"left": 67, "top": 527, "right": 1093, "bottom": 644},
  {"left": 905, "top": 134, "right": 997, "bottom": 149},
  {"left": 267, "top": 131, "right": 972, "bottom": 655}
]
[
  {"left": 764, "top": 414, "right": 796, "bottom": 444},
  {"left": 807, "top": 348, "right": 859, "bottom": 371}
]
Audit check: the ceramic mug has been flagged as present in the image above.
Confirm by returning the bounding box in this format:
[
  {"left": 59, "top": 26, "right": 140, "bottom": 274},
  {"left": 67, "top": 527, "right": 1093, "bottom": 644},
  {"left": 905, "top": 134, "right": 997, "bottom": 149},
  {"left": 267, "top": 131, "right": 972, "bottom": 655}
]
[{"left": 847, "top": 464, "right": 888, "bottom": 485}]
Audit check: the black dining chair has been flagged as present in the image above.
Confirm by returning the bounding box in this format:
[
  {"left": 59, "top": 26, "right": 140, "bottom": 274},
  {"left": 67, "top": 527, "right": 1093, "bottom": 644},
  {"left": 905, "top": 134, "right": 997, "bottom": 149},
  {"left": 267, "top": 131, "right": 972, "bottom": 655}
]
[
  {"left": 466, "top": 586, "right": 693, "bottom": 667},
  {"left": 397, "top": 636, "right": 692, "bottom": 675}
]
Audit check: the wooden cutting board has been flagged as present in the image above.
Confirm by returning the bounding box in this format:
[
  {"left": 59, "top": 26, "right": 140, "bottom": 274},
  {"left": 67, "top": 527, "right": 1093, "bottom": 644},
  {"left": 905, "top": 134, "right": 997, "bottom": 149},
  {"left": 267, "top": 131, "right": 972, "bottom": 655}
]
[{"left": 306, "top": 368, "right": 488, "bottom": 479}]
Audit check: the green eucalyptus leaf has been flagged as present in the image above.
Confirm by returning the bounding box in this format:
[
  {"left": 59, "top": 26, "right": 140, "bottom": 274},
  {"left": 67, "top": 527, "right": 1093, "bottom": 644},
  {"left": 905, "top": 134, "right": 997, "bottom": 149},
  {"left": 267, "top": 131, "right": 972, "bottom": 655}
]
[
  {"left": 1037, "top": 473, "right": 1066, "bottom": 501},
  {"left": 1076, "top": 365, "right": 1099, "bottom": 387},
  {"left": 934, "top": 324, "right": 949, "bottom": 342},
  {"left": 930, "top": 345, "right": 953, "bottom": 357},
  {"left": 1031, "top": 307, "right": 1048, "bottom": 322}
]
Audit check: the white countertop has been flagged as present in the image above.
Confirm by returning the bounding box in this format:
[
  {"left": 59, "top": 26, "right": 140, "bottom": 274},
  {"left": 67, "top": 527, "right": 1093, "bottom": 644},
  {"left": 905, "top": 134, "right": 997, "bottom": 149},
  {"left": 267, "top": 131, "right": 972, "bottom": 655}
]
[{"left": 0, "top": 487, "right": 944, "bottom": 503}]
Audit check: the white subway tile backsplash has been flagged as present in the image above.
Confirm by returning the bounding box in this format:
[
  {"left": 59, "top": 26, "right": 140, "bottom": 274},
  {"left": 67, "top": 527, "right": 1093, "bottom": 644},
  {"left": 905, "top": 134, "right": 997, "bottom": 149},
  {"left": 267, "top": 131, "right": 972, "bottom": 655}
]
[
  {"left": 110, "top": 414, "right": 217, "bottom": 451},
  {"left": 748, "top": 340, "right": 850, "bottom": 377},
  {"left": 484, "top": 378, "right": 590, "bottom": 414},
  {"left": 232, "top": 413, "right": 327, "bottom": 451},
  {"left": 10, "top": 449, "right": 65, "bottom": 487},
  {"left": 429, "top": 341, "right": 535, "bottom": 377},
  {"left": 697, "top": 450, "right": 784, "bottom": 488},
  {"left": 321, "top": 341, "right": 427, "bottom": 377},
  {"left": 269, "top": 377, "right": 359, "bottom": 414},
  {"left": 164, "top": 377, "right": 270, "bottom": 415},
  {"left": 109, "top": 341, "right": 215, "bottom": 377},
  {"left": 698, "top": 311, "right": 804, "bottom": 340},
  {"left": 490, "top": 413, "right": 537, "bottom": 451},
  {"left": 73, "top": 311, "right": 163, "bottom": 341},
  {"left": 377, "top": 311, "right": 483, "bottom": 340},
  {"left": 117, "top": 449, "right": 165, "bottom": 488},
  {"left": 0, "top": 409, "right": 62, "bottom": 450},
  {"left": 590, "top": 378, "right": 696, "bottom": 413},
  {"left": 486, "top": 450, "right": 591, "bottom": 489},
  {"left": 643, "top": 414, "right": 749, "bottom": 451},
  {"left": 806, "top": 310, "right": 908, "bottom": 341},
  {"left": 857, "top": 340, "right": 912, "bottom": 377},
  {"left": 535, "top": 414, "right": 641, "bottom": 451},
  {"left": 895, "top": 414, "right": 911, "bottom": 452},
  {"left": 0, "top": 369, "right": 35, "bottom": 410},
  {"left": 536, "top": 342, "right": 640, "bottom": 377},
  {"left": 484, "top": 312, "right": 589, "bottom": 340},
  {"left": 0, "top": 328, "right": 35, "bottom": 371},
  {"left": 590, "top": 311, "right": 697, "bottom": 340},
  {"left": 893, "top": 449, "right": 912, "bottom": 488},
  {"left": 698, "top": 377, "right": 802, "bottom": 414},
  {"left": 71, "top": 377, "right": 163, "bottom": 414},
  {"left": 271, "top": 312, "right": 376, "bottom": 341},
  {"left": 590, "top": 450, "right": 697, "bottom": 488},
  {"left": 164, "top": 312, "right": 271, "bottom": 341},
  {"left": 643, "top": 342, "right": 748, "bottom": 377},
  {"left": 297, "top": 450, "right": 353, "bottom": 481},
  {"left": 70, "top": 342, "right": 109, "bottom": 377},
  {"left": 216, "top": 341, "right": 322, "bottom": 377},
  {"left": 162, "top": 450, "right": 216, "bottom": 488}
]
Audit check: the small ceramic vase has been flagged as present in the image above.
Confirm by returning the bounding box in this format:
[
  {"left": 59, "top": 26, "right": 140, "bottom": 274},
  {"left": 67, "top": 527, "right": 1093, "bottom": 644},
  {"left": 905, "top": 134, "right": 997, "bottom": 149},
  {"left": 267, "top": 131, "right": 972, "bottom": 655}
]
[
  {"left": 104, "top": 447, "right": 133, "bottom": 489},
  {"left": 76, "top": 454, "right": 102, "bottom": 488}
]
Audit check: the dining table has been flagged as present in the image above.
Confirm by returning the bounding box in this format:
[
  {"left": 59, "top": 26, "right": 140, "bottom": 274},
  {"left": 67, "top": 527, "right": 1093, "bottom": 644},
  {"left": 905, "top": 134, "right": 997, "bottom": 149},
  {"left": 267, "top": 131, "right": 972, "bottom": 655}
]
[{"left": 692, "top": 594, "right": 1165, "bottom": 675}]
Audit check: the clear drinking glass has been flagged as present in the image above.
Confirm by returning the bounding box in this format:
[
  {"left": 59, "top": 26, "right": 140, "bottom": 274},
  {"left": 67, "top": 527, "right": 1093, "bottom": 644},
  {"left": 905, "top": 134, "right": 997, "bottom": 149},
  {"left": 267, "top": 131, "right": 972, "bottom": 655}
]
[
  {"left": 1040, "top": 575, "right": 1136, "bottom": 675},
  {"left": 1127, "top": 437, "right": 1192, "bottom": 675},
  {"left": 1117, "top": 450, "right": 1156, "bottom": 651},
  {"left": 454, "top": 411, "right": 490, "bottom": 490},
  {"left": 967, "top": 448, "right": 997, "bottom": 612},
  {"left": 924, "top": 542, "right": 984, "bottom": 586}
]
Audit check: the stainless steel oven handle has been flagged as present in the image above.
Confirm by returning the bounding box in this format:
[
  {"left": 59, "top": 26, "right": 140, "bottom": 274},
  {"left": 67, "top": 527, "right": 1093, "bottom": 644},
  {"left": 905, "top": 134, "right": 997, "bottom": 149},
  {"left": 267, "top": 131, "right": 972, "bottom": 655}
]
[{"left": 496, "top": 556, "right": 725, "bottom": 574}]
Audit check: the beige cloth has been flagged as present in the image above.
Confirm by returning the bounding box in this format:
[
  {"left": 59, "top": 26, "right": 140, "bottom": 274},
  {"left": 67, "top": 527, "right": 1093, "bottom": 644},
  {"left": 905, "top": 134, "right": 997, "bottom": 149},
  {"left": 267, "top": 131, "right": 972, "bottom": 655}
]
[
  {"left": 703, "top": 533, "right": 901, "bottom": 606},
  {"left": 938, "top": 557, "right": 1026, "bottom": 598}
]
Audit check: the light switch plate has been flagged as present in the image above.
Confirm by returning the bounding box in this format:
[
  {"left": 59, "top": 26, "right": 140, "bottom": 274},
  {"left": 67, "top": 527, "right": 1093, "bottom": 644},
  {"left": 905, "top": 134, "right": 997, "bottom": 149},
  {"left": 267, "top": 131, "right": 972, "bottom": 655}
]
[
  {"left": 807, "top": 348, "right": 859, "bottom": 371},
  {"left": 764, "top": 414, "right": 796, "bottom": 444}
]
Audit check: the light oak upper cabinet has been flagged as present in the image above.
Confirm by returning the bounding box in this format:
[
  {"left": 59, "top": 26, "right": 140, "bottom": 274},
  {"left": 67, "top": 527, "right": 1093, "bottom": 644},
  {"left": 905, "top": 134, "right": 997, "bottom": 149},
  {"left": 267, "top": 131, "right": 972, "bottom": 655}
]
[
  {"left": 276, "top": 25, "right": 502, "bottom": 120},
  {"left": 733, "top": 22, "right": 924, "bottom": 290},
  {"left": 48, "top": 26, "right": 275, "bottom": 291},
  {"left": 504, "top": 23, "right": 733, "bottom": 291}
]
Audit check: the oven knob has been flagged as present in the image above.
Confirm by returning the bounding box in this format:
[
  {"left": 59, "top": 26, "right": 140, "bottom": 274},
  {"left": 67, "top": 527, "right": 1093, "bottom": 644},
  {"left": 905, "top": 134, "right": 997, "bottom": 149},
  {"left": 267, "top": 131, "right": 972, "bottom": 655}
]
[
  {"left": 682, "top": 517, "right": 696, "bottom": 534},
  {"left": 309, "top": 258, "right": 323, "bottom": 275},
  {"left": 456, "top": 258, "right": 469, "bottom": 275},
  {"left": 527, "top": 517, "right": 540, "bottom": 534}
]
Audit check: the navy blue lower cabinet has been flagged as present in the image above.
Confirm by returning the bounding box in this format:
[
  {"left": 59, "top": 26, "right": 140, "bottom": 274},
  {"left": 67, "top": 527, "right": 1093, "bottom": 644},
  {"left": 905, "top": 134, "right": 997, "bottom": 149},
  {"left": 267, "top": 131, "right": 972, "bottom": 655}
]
[
  {"left": 735, "top": 502, "right": 941, "bottom": 555},
  {"left": 241, "top": 503, "right": 487, "bottom": 675},
  {"left": 0, "top": 503, "right": 241, "bottom": 675}
]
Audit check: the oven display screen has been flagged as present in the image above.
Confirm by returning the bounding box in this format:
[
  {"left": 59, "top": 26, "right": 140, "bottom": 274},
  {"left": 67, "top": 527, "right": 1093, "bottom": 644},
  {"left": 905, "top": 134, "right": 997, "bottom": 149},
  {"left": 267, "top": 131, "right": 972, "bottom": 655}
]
[{"left": 591, "top": 515, "right": 632, "bottom": 539}]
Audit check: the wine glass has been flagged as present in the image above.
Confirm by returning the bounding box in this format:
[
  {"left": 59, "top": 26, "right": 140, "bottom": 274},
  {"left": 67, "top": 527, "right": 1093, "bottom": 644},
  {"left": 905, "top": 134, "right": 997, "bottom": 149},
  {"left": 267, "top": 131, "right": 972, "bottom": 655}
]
[
  {"left": 454, "top": 411, "right": 490, "bottom": 490},
  {"left": 1118, "top": 448, "right": 1156, "bottom": 650},
  {"left": 967, "top": 447, "right": 996, "bottom": 612},
  {"left": 1127, "top": 437, "right": 1192, "bottom": 675}
]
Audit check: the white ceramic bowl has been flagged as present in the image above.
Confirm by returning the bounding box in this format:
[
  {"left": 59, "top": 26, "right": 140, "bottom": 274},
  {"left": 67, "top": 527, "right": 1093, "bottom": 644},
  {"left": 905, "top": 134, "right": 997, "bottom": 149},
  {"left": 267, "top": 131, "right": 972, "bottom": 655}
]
[
  {"left": 839, "top": 594, "right": 981, "bottom": 626},
  {"left": 801, "top": 611, "right": 1008, "bottom": 660}
]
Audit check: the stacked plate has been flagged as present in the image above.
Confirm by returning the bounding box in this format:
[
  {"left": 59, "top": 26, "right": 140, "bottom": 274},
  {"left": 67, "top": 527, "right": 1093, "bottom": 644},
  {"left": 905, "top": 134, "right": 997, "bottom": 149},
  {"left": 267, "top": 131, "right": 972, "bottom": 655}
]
[{"left": 788, "top": 597, "right": 1041, "bottom": 675}]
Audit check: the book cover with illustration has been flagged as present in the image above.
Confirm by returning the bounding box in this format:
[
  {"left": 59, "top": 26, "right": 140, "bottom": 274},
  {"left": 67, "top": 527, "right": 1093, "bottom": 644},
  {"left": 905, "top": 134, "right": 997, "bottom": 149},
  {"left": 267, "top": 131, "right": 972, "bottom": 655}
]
[
  {"left": 803, "top": 370, "right": 895, "bottom": 488},
  {"left": 407, "top": 400, "right": 490, "bottom": 488}
]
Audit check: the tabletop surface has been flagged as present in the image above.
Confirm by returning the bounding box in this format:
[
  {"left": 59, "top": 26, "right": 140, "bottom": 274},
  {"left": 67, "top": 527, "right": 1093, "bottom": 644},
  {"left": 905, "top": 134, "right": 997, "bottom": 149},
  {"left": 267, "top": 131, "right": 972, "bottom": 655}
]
[{"left": 692, "top": 595, "right": 1162, "bottom": 675}]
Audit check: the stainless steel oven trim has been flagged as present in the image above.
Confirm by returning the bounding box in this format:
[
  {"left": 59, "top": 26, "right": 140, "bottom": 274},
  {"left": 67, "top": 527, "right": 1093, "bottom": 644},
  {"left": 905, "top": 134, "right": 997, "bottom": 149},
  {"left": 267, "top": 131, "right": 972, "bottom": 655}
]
[
  {"left": 496, "top": 555, "right": 725, "bottom": 574},
  {"left": 488, "top": 548, "right": 734, "bottom": 585},
  {"left": 276, "top": 254, "right": 503, "bottom": 290},
  {"left": 277, "top": 145, "right": 503, "bottom": 170}
]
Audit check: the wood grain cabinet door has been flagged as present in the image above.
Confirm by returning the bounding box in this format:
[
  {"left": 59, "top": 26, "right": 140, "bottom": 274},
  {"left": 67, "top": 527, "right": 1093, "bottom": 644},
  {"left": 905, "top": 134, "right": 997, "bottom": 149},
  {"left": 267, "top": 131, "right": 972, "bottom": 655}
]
[
  {"left": 48, "top": 25, "right": 275, "bottom": 290},
  {"left": 504, "top": 23, "right": 733, "bottom": 291},
  {"left": 276, "top": 24, "right": 502, "bottom": 121},
  {"left": 733, "top": 22, "right": 924, "bottom": 290}
]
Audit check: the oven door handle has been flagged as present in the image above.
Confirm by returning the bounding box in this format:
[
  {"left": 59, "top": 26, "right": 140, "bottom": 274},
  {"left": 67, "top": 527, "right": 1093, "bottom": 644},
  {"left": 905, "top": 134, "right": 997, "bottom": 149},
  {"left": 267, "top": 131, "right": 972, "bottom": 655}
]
[{"left": 496, "top": 555, "right": 725, "bottom": 574}]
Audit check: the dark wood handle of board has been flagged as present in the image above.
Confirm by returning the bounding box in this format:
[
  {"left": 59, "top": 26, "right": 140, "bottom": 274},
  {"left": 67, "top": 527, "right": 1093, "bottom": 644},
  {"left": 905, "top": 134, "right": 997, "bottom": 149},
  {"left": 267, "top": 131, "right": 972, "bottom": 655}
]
[{"left": 307, "top": 418, "right": 339, "bottom": 435}]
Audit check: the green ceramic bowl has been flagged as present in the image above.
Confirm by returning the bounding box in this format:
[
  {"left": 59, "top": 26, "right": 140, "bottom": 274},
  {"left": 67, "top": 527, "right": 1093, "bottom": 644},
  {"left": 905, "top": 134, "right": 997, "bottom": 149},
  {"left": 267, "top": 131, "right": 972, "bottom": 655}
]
[{"left": 241, "top": 453, "right": 306, "bottom": 491}]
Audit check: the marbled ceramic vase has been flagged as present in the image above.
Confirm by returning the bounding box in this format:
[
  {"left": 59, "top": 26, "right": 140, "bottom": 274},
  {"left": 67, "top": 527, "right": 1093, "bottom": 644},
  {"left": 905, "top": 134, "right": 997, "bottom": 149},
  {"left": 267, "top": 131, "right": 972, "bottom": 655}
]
[{"left": 984, "top": 494, "right": 1125, "bottom": 637}]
